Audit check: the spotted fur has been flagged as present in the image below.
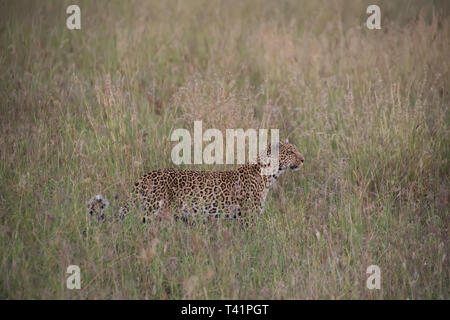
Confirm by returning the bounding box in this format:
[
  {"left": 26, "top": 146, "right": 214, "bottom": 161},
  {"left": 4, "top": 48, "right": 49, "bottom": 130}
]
[
  {"left": 119, "top": 142, "right": 304, "bottom": 224},
  {"left": 89, "top": 141, "right": 304, "bottom": 223}
]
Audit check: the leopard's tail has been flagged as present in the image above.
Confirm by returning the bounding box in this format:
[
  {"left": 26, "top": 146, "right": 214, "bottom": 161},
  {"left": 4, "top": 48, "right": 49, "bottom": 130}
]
[
  {"left": 87, "top": 194, "right": 109, "bottom": 222},
  {"left": 87, "top": 192, "right": 136, "bottom": 222}
]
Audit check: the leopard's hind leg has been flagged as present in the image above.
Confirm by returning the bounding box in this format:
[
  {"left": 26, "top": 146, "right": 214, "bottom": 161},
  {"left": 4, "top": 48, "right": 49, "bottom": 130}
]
[{"left": 142, "top": 191, "right": 171, "bottom": 223}]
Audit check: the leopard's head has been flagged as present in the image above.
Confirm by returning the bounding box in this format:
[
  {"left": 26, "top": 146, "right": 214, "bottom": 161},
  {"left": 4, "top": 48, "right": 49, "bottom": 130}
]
[
  {"left": 260, "top": 139, "right": 304, "bottom": 174},
  {"left": 277, "top": 139, "right": 305, "bottom": 171}
]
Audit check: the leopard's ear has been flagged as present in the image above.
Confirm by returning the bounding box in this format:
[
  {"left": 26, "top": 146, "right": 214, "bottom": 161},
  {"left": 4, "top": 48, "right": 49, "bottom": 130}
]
[{"left": 283, "top": 138, "right": 289, "bottom": 143}]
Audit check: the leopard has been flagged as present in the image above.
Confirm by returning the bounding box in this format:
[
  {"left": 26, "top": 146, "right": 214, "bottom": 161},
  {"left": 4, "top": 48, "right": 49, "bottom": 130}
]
[{"left": 88, "top": 140, "right": 304, "bottom": 224}]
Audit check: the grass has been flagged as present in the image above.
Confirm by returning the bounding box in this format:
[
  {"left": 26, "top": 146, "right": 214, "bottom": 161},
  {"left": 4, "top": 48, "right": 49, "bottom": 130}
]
[{"left": 0, "top": 0, "right": 449, "bottom": 299}]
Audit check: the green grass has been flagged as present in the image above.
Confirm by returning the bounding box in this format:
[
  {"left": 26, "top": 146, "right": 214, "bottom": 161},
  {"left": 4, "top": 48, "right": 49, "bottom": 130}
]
[{"left": 0, "top": 0, "right": 449, "bottom": 299}]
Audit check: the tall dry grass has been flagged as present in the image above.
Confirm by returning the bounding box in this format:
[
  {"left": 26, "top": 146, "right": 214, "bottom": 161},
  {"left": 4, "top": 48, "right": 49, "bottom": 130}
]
[{"left": 0, "top": 0, "right": 449, "bottom": 299}]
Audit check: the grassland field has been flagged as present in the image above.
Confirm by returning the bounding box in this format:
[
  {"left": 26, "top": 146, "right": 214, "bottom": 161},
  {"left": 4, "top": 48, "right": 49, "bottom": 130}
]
[{"left": 0, "top": 0, "right": 449, "bottom": 299}]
